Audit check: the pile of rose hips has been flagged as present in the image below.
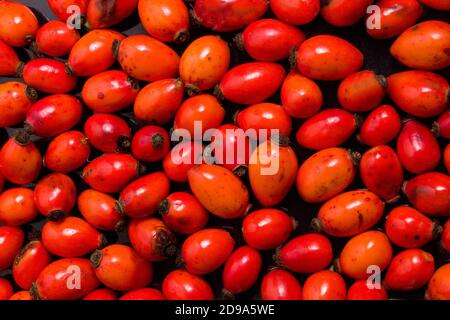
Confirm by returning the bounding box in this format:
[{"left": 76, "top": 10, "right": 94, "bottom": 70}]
[{"left": 0, "top": 0, "right": 449, "bottom": 301}]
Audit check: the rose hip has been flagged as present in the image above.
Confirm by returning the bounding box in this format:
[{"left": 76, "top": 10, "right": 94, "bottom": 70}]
[
  {"left": 261, "top": 269, "right": 302, "bottom": 300},
  {"left": 162, "top": 270, "right": 214, "bottom": 300},
  {"left": 35, "top": 21, "right": 80, "bottom": 57},
  {"left": 0, "top": 226, "right": 25, "bottom": 272},
  {"left": 222, "top": 246, "right": 262, "bottom": 296},
  {"left": 243, "top": 209, "right": 295, "bottom": 250},
  {"left": 44, "top": 130, "right": 90, "bottom": 173},
  {"left": 84, "top": 114, "right": 131, "bottom": 153},
  {"left": 276, "top": 234, "right": 333, "bottom": 274},
  {"left": 22, "top": 58, "right": 77, "bottom": 94},
  {"left": 386, "top": 206, "right": 438, "bottom": 248},
  {"left": 12, "top": 240, "right": 51, "bottom": 290},
  {"left": 0, "top": 187, "right": 38, "bottom": 226},
  {"left": 159, "top": 192, "right": 209, "bottom": 235},
  {"left": 119, "top": 172, "right": 170, "bottom": 218},
  {"left": 42, "top": 216, "right": 105, "bottom": 258},
  {"left": 128, "top": 217, "right": 177, "bottom": 262},
  {"left": 78, "top": 189, "right": 125, "bottom": 232},
  {"left": 91, "top": 244, "right": 153, "bottom": 292},
  {"left": 182, "top": 229, "right": 235, "bottom": 275},
  {"left": 34, "top": 173, "right": 77, "bottom": 220},
  {"left": 0, "top": 131, "right": 42, "bottom": 185}
]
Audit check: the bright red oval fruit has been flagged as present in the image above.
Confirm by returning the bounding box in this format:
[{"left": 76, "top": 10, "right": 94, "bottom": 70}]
[
  {"left": 119, "top": 288, "right": 165, "bottom": 300},
  {"left": 174, "top": 94, "right": 225, "bottom": 136},
  {"left": 82, "top": 70, "right": 139, "bottom": 113},
  {"left": 295, "top": 35, "right": 363, "bottom": 80},
  {"left": 83, "top": 288, "right": 117, "bottom": 300},
  {"left": 218, "top": 62, "right": 286, "bottom": 105},
  {"left": 193, "top": 0, "right": 268, "bottom": 32},
  {"left": 22, "top": 58, "right": 77, "bottom": 94},
  {"left": 0, "top": 40, "right": 22, "bottom": 76},
  {"left": 118, "top": 34, "right": 180, "bottom": 82},
  {"left": 360, "top": 145, "right": 404, "bottom": 201},
  {"left": 35, "top": 21, "right": 80, "bottom": 57},
  {"left": 86, "top": 0, "right": 138, "bottom": 29},
  {"left": 0, "top": 187, "right": 38, "bottom": 226},
  {"left": 25, "top": 94, "right": 82, "bottom": 138},
  {"left": 163, "top": 141, "right": 204, "bottom": 183},
  {"left": 302, "top": 270, "right": 346, "bottom": 300},
  {"left": 84, "top": 114, "right": 131, "bottom": 153},
  {"left": 119, "top": 172, "right": 170, "bottom": 218},
  {"left": 0, "top": 226, "right": 25, "bottom": 272},
  {"left": 403, "top": 172, "right": 450, "bottom": 217},
  {"left": 0, "top": 133, "right": 42, "bottom": 185},
  {"left": 128, "top": 217, "right": 177, "bottom": 262},
  {"left": 0, "top": 1, "right": 38, "bottom": 47},
  {"left": 358, "top": 105, "right": 401, "bottom": 146},
  {"left": 243, "top": 209, "right": 295, "bottom": 251},
  {"left": 281, "top": 72, "right": 322, "bottom": 119},
  {"left": 42, "top": 216, "right": 105, "bottom": 258},
  {"left": 44, "top": 130, "right": 90, "bottom": 173},
  {"left": 391, "top": 20, "right": 450, "bottom": 70},
  {"left": 236, "top": 103, "right": 292, "bottom": 138},
  {"left": 321, "top": 0, "right": 374, "bottom": 27},
  {"left": 0, "top": 278, "right": 13, "bottom": 300},
  {"left": 68, "top": 29, "right": 125, "bottom": 77},
  {"left": 32, "top": 258, "right": 99, "bottom": 300},
  {"left": 384, "top": 249, "right": 435, "bottom": 291},
  {"left": 91, "top": 244, "right": 153, "bottom": 292},
  {"left": 131, "top": 126, "right": 170, "bottom": 162},
  {"left": 139, "top": 0, "right": 189, "bottom": 43},
  {"left": 433, "top": 111, "right": 450, "bottom": 139},
  {"left": 78, "top": 189, "right": 125, "bottom": 232},
  {"left": 387, "top": 70, "right": 449, "bottom": 118},
  {"left": 338, "top": 70, "right": 387, "bottom": 112},
  {"left": 82, "top": 154, "right": 142, "bottom": 194},
  {"left": 238, "top": 19, "right": 305, "bottom": 62},
  {"left": 396, "top": 120, "right": 441, "bottom": 174},
  {"left": 366, "top": 0, "right": 423, "bottom": 39},
  {"left": 12, "top": 240, "right": 51, "bottom": 290},
  {"left": 315, "top": 190, "right": 385, "bottom": 237},
  {"left": 386, "top": 206, "right": 437, "bottom": 248},
  {"left": 0, "top": 82, "right": 36, "bottom": 127},
  {"left": 34, "top": 173, "right": 77, "bottom": 220},
  {"left": 270, "top": 0, "right": 320, "bottom": 25},
  {"left": 182, "top": 229, "right": 235, "bottom": 275},
  {"left": 159, "top": 192, "right": 209, "bottom": 235},
  {"left": 134, "top": 79, "right": 184, "bottom": 125},
  {"left": 188, "top": 164, "right": 250, "bottom": 220},
  {"left": 261, "top": 269, "right": 302, "bottom": 300},
  {"left": 276, "top": 234, "right": 333, "bottom": 274},
  {"left": 347, "top": 280, "right": 388, "bottom": 300},
  {"left": 296, "top": 108, "right": 358, "bottom": 150},
  {"left": 223, "top": 246, "right": 262, "bottom": 295},
  {"left": 163, "top": 270, "right": 214, "bottom": 300}
]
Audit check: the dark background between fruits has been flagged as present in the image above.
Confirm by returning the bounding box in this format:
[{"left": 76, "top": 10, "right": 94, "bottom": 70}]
[{"left": 0, "top": 0, "right": 449, "bottom": 300}]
